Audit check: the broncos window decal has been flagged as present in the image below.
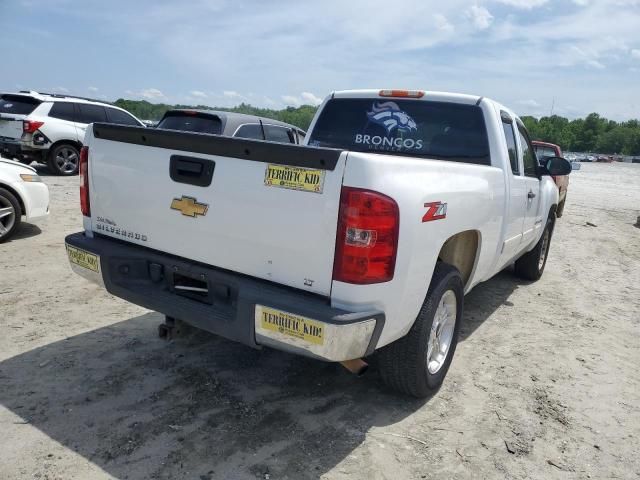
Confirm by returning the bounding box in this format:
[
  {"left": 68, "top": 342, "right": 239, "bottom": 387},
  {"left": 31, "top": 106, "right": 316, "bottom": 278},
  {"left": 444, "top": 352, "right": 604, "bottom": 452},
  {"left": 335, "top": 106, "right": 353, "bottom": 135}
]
[{"left": 367, "top": 101, "right": 418, "bottom": 135}]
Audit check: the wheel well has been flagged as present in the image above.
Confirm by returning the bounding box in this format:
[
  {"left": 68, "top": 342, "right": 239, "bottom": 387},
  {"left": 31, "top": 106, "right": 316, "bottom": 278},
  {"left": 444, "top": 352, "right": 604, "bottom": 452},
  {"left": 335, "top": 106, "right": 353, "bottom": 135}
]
[
  {"left": 437, "top": 230, "right": 480, "bottom": 288},
  {"left": 47, "top": 139, "right": 82, "bottom": 158},
  {"left": 0, "top": 183, "right": 25, "bottom": 216}
]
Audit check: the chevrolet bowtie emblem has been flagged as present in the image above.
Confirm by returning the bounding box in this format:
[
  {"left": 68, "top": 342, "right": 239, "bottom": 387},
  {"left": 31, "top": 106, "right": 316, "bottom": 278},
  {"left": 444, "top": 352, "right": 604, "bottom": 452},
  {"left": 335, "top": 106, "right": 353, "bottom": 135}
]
[{"left": 170, "top": 196, "right": 209, "bottom": 218}]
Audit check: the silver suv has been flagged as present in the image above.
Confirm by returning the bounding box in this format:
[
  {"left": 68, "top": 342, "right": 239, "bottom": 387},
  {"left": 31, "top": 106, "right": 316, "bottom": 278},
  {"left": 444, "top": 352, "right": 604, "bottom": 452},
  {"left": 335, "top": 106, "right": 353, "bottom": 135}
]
[{"left": 0, "top": 91, "right": 144, "bottom": 175}]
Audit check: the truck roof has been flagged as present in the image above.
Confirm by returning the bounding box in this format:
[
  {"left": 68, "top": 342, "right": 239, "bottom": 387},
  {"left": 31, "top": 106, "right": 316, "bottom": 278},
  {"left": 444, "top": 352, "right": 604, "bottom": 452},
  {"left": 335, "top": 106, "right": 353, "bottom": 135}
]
[{"left": 330, "top": 89, "right": 483, "bottom": 106}]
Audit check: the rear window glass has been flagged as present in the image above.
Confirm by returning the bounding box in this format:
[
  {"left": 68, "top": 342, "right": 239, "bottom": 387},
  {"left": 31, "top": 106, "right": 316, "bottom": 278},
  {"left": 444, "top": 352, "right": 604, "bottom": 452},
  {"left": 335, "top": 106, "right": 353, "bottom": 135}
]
[
  {"left": 49, "top": 102, "right": 77, "bottom": 122},
  {"left": 308, "top": 98, "right": 490, "bottom": 165},
  {"left": 157, "top": 112, "right": 222, "bottom": 135},
  {"left": 0, "top": 95, "right": 41, "bottom": 115},
  {"left": 106, "top": 107, "right": 140, "bottom": 126},
  {"left": 534, "top": 146, "right": 557, "bottom": 161}
]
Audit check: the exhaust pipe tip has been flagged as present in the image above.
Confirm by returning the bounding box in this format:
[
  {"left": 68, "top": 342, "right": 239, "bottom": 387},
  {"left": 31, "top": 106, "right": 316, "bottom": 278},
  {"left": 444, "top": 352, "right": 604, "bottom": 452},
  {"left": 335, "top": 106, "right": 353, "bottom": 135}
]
[{"left": 340, "top": 358, "right": 369, "bottom": 377}]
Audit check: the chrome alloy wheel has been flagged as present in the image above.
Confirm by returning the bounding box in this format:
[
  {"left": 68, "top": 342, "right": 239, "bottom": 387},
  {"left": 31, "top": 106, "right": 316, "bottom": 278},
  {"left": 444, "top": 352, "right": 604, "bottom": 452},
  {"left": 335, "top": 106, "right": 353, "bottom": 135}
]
[
  {"left": 0, "top": 195, "right": 16, "bottom": 239},
  {"left": 55, "top": 146, "right": 79, "bottom": 174},
  {"left": 426, "top": 289, "right": 457, "bottom": 374}
]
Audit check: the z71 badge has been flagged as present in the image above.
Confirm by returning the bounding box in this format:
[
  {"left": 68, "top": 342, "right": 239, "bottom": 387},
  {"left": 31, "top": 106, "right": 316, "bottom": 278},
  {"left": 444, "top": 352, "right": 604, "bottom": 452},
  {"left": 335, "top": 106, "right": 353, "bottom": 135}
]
[
  {"left": 422, "top": 202, "right": 447, "bottom": 222},
  {"left": 264, "top": 164, "right": 325, "bottom": 193}
]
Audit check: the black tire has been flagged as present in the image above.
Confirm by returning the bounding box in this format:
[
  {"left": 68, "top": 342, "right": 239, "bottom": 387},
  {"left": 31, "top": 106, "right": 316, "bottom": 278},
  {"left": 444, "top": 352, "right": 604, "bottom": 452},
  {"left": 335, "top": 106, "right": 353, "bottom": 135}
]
[
  {"left": 0, "top": 187, "right": 22, "bottom": 243},
  {"left": 47, "top": 143, "right": 80, "bottom": 176},
  {"left": 378, "top": 262, "right": 464, "bottom": 397},
  {"left": 556, "top": 197, "right": 566, "bottom": 218},
  {"left": 514, "top": 215, "right": 555, "bottom": 281}
]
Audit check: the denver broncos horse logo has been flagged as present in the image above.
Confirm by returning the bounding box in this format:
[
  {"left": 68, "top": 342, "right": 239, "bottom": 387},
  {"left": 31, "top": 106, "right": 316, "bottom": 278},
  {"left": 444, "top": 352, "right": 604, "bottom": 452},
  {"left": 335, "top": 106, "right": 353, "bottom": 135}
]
[{"left": 367, "top": 102, "right": 418, "bottom": 134}]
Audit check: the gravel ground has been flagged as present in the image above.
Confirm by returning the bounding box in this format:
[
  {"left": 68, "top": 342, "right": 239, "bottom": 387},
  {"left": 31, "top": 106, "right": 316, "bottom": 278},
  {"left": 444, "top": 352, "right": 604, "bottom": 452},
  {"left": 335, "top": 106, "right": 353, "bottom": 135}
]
[{"left": 0, "top": 162, "right": 639, "bottom": 480}]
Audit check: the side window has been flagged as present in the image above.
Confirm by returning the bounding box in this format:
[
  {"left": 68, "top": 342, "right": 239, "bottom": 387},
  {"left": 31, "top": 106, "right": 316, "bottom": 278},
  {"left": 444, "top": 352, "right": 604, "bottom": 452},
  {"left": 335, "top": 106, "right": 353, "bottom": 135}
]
[
  {"left": 265, "top": 125, "right": 294, "bottom": 144},
  {"left": 297, "top": 130, "right": 306, "bottom": 145},
  {"left": 48, "top": 102, "right": 77, "bottom": 122},
  {"left": 105, "top": 107, "right": 140, "bottom": 126},
  {"left": 76, "top": 104, "right": 107, "bottom": 124},
  {"left": 501, "top": 120, "right": 519, "bottom": 175},
  {"left": 234, "top": 124, "right": 264, "bottom": 140},
  {"left": 517, "top": 125, "right": 538, "bottom": 177}
]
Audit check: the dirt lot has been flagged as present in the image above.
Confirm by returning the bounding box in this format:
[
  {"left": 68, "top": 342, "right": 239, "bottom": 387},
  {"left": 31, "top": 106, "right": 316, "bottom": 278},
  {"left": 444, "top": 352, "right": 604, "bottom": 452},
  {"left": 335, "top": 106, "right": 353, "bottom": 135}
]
[{"left": 1, "top": 162, "right": 639, "bottom": 480}]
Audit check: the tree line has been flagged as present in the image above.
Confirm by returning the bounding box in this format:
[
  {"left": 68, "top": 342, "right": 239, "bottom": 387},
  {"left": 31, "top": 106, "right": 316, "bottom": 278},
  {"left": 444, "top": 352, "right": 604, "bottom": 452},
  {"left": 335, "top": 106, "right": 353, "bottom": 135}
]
[
  {"left": 522, "top": 113, "right": 640, "bottom": 155},
  {"left": 114, "top": 99, "right": 640, "bottom": 155}
]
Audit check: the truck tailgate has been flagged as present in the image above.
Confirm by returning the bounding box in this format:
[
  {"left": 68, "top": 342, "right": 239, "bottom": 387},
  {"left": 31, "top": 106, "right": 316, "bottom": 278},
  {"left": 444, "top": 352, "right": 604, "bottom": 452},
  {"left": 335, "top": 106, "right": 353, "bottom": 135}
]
[{"left": 87, "top": 124, "right": 346, "bottom": 296}]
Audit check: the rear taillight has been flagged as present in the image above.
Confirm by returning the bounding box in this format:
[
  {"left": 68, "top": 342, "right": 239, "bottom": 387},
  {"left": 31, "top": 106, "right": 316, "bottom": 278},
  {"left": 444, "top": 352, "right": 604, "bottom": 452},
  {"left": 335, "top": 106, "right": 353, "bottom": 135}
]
[
  {"left": 23, "top": 120, "right": 44, "bottom": 134},
  {"left": 79, "top": 146, "right": 90, "bottom": 216},
  {"left": 333, "top": 187, "right": 399, "bottom": 284}
]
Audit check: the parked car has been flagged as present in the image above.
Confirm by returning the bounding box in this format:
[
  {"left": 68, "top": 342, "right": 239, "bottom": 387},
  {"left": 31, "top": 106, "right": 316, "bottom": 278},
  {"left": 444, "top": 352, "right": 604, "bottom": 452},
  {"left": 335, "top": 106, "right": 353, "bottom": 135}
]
[
  {"left": 532, "top": 140, "right": 569, "bottom": 217},
  {"left": 156, "top": 109, "right": 306, "bottom": 144},
  {"left": 0, "top": 91, "right": 145, "bottom": 176},
  {"left": 0, "top": 157, "right": 49, "bottom": 242},
  {"left": 65, "top": 88, "right": 570, "bottom": 397}
]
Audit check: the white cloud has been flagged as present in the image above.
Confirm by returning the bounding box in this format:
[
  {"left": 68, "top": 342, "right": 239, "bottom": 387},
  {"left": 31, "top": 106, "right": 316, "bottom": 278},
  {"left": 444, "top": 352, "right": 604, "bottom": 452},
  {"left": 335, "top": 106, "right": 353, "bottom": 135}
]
[
  {"left": 497, "top": 0, "right": 549, "bottom": 8},
  {"left": 140, "top": 88, "right": 165, "bottom": 100},
  {"left": 190, "top": 90, "right": 208, "bottom": 99},
  {"left": 572, "top": 0, "right": 590, "bottom": 5},
  {"left": 88, "top": 86, "right": 99, "bottom": 92},
  {"left": 518, "top": 99, "right": 541, "bottom": 108},
  {"left": 434, "top": 14, "right": 454, "bottom": 33},
  {"left": 223, "top": 90, "right": 241, "bottom": 98},
  {"left": 300, "top": 92, "right": 322, "bottom": 106},
  {"left": 632, "top": 49, "right": 640, "bottom": 59},
  {"left": 281, "top": 95, "right": 301, "bottom": 107},
  {"left": 466, "top": 5, "right": 493, "bottom": 30},
  {"left": 282, "top": 92, "right": 323, "bottom": 107}
]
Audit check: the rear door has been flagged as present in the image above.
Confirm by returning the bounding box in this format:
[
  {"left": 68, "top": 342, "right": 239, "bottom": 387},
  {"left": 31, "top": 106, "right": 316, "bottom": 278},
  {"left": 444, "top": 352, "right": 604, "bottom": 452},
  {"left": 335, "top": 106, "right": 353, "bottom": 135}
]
[
  {"left": 516, "top": 124, "right": 542, "bottom": 245},
  {"left": 0, "top": 94, "right": 41, "bottom": 141},
  {"left": 88, "top": 125, "right": 346, "bottom": 295},
  {"left": 47, "top": 102, "right": 81, "bottom": 142}
]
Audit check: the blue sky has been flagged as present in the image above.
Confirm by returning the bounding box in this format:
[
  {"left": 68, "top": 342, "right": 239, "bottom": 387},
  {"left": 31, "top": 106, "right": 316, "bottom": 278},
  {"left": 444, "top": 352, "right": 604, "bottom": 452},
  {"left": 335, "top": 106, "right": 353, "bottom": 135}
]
[{"left": 2, "top": 0, "right": 639, "bottom": 119}]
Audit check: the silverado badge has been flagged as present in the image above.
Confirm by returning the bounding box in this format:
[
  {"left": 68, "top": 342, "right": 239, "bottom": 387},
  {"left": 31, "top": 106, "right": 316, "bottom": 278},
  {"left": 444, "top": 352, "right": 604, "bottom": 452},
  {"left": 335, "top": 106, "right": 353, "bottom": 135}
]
[{"left": 170, "top": 196, "right": 209, "bottom": 218}]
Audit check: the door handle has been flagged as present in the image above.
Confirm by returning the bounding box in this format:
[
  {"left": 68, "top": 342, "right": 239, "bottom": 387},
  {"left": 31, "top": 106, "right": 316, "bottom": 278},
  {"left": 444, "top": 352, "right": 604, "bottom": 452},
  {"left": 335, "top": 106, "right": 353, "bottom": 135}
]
[{"left": 528, "top": 191, "right": 536, "bottom": 199}]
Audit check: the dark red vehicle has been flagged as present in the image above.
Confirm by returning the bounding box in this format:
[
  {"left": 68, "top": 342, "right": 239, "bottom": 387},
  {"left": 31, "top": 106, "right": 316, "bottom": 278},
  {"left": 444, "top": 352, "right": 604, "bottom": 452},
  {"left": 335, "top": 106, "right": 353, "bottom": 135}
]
[{"left": 532, "top": 141, "right": 569, "bottom": 217}]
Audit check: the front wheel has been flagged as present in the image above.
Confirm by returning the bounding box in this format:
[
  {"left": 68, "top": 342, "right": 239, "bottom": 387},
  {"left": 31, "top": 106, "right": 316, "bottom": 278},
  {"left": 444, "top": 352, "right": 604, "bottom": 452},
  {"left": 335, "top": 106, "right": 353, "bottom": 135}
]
[
  {"left": 514, "top": 216, "right": 554, "bottom": 281},
  {"left": 378, "top": 262, "right": 464, "bottom": 397}
]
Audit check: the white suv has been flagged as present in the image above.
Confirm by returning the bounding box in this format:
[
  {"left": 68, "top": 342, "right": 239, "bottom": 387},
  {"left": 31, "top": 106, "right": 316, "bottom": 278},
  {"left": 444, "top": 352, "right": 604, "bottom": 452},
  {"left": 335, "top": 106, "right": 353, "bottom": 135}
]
[{"left": 0, "top": 91, "right": 144, "bottom": 175}]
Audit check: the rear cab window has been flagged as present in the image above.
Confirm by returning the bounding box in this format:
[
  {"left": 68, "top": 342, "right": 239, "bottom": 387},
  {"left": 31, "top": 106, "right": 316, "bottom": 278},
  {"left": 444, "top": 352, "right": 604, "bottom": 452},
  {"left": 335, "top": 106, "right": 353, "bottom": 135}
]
[
  {"left": 0, "top": 95, "right": 42, "bottom": 115},
  {"left": 308, "top": 98, "right": 490, "bottom": 165},
  {"left": 157, "top": 111, "right": 222, "bottom": 135}
]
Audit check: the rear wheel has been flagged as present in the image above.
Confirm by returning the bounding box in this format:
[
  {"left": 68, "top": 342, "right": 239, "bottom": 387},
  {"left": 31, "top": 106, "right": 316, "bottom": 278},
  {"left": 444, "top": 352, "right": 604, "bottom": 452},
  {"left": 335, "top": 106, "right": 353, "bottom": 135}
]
[
  {"left": 514, "top": 215, "right": 554, "bottom": 281},
  {"left": 0, "top": 188, "right": 21, "bottom": 243},
  {"left": 48, "top": 143, "right": 80, "bottom": 175},
  {"left": 378, "top": 262, "right": 463, "bottom": 397}
]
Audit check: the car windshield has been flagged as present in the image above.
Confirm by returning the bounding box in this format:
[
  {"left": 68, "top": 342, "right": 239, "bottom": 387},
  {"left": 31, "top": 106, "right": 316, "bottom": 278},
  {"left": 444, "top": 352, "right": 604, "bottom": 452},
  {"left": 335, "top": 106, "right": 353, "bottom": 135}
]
[
  {"left": 0, "top": 95, "right": 41, "bottom": 115},
  {"left": 157, "top": 112, "right": 222, "bottom": 135},
  {"left": 308, "top": 98, "right": 490, "bottom": 165}
]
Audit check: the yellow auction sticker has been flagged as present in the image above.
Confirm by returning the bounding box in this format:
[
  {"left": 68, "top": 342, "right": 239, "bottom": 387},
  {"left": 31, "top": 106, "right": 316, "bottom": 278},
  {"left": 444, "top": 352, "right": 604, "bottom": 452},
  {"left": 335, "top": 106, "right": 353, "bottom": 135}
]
[
  {"left": 66, "top": 245, "right": 99, "bottom": 273},
  {"left": 264, "top": 164, "right": 325, "bottom": 193},
  {"left": 258, "top": 306, "right": 324, "bottom": 345}
]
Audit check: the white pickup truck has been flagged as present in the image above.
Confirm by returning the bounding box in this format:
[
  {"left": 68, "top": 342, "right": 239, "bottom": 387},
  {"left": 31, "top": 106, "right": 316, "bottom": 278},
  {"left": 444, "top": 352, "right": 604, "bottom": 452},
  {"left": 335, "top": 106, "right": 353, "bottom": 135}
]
[{"left": 65, "top": 89, "right": 571, "bottom": 397}]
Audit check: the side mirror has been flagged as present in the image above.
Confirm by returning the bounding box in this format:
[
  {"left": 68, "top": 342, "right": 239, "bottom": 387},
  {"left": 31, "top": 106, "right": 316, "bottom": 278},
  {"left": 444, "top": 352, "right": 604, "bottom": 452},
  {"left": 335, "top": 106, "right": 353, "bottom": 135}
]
[{"left": 543, "top": 156, "right": 572, "bottom": 176}]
